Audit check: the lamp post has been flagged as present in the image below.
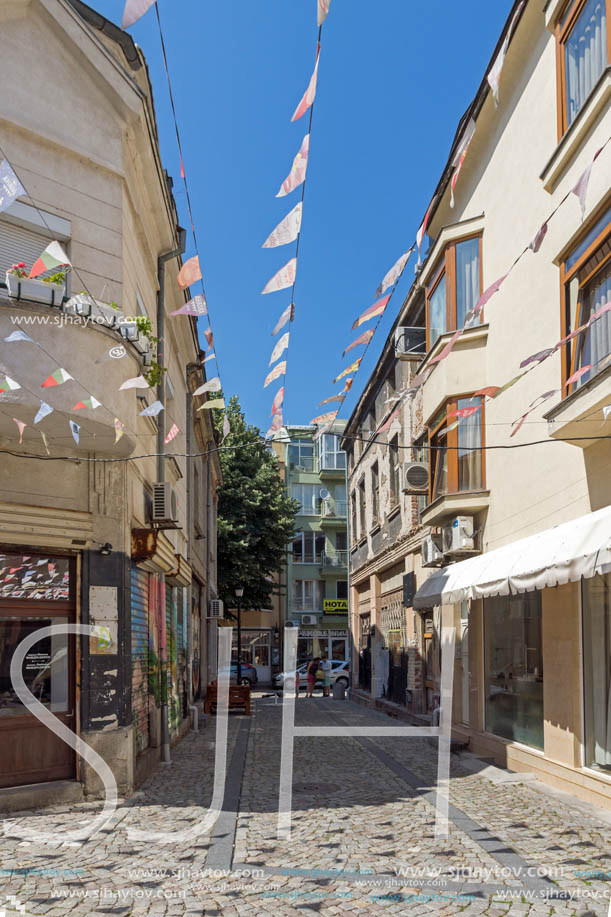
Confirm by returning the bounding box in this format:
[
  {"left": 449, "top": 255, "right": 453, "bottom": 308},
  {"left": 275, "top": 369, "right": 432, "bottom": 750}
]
[{"left": 236, "top": 586, "right": 244, "bottom": 685}]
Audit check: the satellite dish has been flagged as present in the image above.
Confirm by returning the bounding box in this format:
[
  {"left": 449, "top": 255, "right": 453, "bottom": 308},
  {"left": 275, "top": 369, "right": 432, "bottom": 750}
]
[{"left": 319, "top": 488, "right": 330, "bottom": 500}]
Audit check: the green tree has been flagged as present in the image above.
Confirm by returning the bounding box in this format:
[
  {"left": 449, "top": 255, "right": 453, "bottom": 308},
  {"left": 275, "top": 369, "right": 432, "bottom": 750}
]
[{"left": 212, "top": 395, "right": 297, "bottom": 610}]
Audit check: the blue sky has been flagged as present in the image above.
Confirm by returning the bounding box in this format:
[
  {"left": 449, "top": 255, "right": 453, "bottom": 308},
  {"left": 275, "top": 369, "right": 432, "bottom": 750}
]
[{"left": 99, "top": 0, "right": 513, "bottom": 432}]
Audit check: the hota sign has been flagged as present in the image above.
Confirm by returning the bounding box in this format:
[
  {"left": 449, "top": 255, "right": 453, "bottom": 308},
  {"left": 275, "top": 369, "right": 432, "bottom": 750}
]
[{"left": 323, "top": 598, "right": 348, "bottom": 615}]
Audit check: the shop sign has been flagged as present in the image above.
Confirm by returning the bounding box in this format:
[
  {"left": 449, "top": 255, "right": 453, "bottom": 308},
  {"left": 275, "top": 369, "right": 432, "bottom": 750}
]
[{"left": 323, "top": 599, "right": 348, "bottom": 615}]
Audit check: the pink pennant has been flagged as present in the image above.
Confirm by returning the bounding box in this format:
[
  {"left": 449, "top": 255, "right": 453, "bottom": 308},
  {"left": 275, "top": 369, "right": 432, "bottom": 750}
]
[
  {"left": 265, "top": 411, "right": 284, "bottom": 439},
  {"left": 317, "top": 0, "right": 332, "bottom": 26},
  {"left": 122, "top": 0, "right": 155, "bottom": 28},
  {"left": 377, "top": 406, "right": 401, "bottom": 434},
  {"left": 376, "top": 248, "right": 414, "bottom": 298},
  {"left": 271, "top": 304, "right": 295, "bottom": 336},
  {"left": 311, "top": 410, "right": 338, "bottom": 425},
  {"left": 474, "top": 385, "right": 501, "bottom": 399},
  {"left": 204, "top": 329, "right": 214, "bottom": 351},
  {"left": 450, "top": 118, "right": 476, "bottom": 208},
  {"left": 171, "top": 294, "right": 207, "bottom": 317},
  {"left": 318, "top": 392, "right": 345, "bottom": 406},
  {"left": 13, "top": 417, "right": 26, "bottom": 444},
  {"left": 447, "top": 405, "right": 481, "bottom": 420},
  {"left": 164, "top": 423, "right": 180, "bottom": 445},
  {"left": 264, "top": 361, "right": 286, "bottom": 388},
  {"left": 177, "top": 256, "right": 202, "bottom": 291},
  {"left": 271, "top": 387, "right": 285, "bottom": 416},
  {"left": 343, "top": 328, "right": 374, "bottom": 357},
  {"left": 430, "top": 329, "right": 462, "bottom": 365},
  {"left": 292, "top": 49, "right": 320, "bottom": 122},
  {"left": 529, "top": 222, "right": 548, "bottom": 253},
  {"left": 510, "top": 413, "right": 529, "bottom": 438},
  {"left": 352, "top": 295, "right": 390, "bottom": 330},
  {"left": 277, "top": 135, "right": 310, "bottom": 198},
  {"left": 467, "top": 272, "right": 509, "bottom": 323},
  {"left": 262, "top": 258, "right": 297, "bottom": 294},
  {"left": 519, "top": 347, "right": 554, "bottom": 368},
  {"left": 565, "top": 365, "right": 591, "bottom": 387},
  {"left": 571, "top": 147, "right": 603, "bottom": 221}
]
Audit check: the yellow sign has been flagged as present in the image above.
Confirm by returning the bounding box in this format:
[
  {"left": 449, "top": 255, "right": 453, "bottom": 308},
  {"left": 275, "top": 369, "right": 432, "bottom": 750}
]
[{"left": 323, "top": 599, "right": 348, "bottom": 615}]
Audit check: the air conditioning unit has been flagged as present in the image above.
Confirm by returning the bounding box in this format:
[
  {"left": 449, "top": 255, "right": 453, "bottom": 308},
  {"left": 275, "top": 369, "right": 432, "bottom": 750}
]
[
  {"left": 402, "top": 462, "right": 429, "bottom": 494},
  {"left": 302, "top": 614, "right": 318, "bottom": 625},
  {"left": 152, "top": 482, "right": 179, "bottom": 527},
  {"left": 395, "top": 326, "right": 426, "bottom": 360},
  {"left": 422, "top": 534, "right": 444, "bottom": 567},
  {"left": 442, "top": 516, "right": 476, "bottom": 556},
  {"left": 208, "top": 599, "right": 224, "bottom": 619}
]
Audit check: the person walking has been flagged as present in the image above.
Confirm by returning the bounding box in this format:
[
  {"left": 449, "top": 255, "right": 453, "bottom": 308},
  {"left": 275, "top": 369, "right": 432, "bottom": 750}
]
[
  {"left": 306, "top": 656, "right": 318, "bottom": 698},
  {"left": 321, "top": 653, "right": 332, "bottom": 697}
]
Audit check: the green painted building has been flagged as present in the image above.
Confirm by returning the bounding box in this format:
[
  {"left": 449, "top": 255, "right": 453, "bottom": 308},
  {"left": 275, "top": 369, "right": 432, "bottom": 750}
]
[{"left": 272, "top": 421, "right": 349, "bottom": 664}]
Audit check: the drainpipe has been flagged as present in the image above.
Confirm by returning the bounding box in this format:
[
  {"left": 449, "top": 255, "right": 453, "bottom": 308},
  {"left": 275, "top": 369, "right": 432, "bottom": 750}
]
[
  {"left": 185, "top": 360, "right": 202, "bottom": 706},
  {"left": 156, "top": 228, "right": 187, "bottom": 765}
]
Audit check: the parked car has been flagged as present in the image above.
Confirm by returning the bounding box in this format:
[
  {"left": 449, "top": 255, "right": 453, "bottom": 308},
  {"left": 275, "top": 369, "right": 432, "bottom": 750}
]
[
  {"left": 230, "top": 662, "right": 258, "bottom": 686},
  {"left": 272, "top": 660, "right": 349, "bottom": 691}
]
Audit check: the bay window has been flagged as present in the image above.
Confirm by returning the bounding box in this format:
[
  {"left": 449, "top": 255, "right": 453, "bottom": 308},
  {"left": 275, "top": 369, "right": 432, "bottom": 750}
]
[
  {"left": 561, "top": 202, "right": 610, "bottom": 392},
  {"left": 426, "top": 235, "right": 482, "bottom": 350},
  {"left": 556, "top": 0, "right": 609, "bottom": 134},
  {"left": 320, "top": 433, "right": 346, "bottom": 470},
  {"left": 429, "top": 397, "right": 484, "bottom": 500}
]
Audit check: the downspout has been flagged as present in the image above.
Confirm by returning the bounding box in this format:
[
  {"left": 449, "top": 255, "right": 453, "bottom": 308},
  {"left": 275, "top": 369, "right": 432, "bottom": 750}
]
[
  {"left": 156, "top": 227, "right": 187, "bottom": 764},
  {"left": 185, "top": 360, "right": 202, "bottom": 710}
]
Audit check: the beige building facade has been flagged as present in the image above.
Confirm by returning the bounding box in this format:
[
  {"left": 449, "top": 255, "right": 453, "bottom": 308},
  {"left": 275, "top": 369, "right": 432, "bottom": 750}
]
[
  {"left": 344, "top": 0, "right": 611, "bottom": 808},
  {"left": 0, "top": 0, "right": 221, "bottom": 807}
]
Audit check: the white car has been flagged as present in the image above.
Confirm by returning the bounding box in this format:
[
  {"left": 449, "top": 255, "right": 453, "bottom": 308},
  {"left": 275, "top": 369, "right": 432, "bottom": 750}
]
[{"left": 272, "top": 660, "right": 350, "bottom": 691}]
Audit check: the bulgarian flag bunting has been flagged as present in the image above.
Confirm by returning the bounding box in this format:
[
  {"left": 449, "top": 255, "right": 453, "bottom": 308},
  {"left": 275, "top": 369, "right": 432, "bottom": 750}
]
[
  {"left": 0, "top": 375, "right": 20, "bottom": 393},
  {"left": 29, "top": 241, "right": 70, "bottom": 279},
  {"left": 72, "top": 397, "right": 102, "bottom": 410},
  {"left": 41, "top": 368, "right": 73, "bottom": 388},
  {"left": 352, "top": 295, "right": 390, "bottom": 330},
  {"left": 334, "top": 358, "right": 362, "bottom": 383}
]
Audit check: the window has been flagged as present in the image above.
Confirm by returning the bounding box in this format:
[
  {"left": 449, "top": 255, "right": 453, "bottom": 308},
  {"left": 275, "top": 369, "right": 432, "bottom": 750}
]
[
  {"left": 358, "top": 478, "right": 366, "bottom": 535},
  {"left": 288, "top": 441, "right": 315, "bottom": 472},
  {"left": 429, "top": 397, "right": 484, "bottom": 500},
  {"left": 337, "top": 581, "right": 348, "bottom": 600},
  {"left": 389, "top": 436, "right": 400, "bottom": 507},
  {"left": 426, "top": 235, "right": 482, "bottom": 349},
  {"left": 556, "top": 0, "right": 609, "bottom": 134},
  {"left": 561, "top": 203, "right": 611, "bottom": 392},
  {"left": 386, "top": 366, "right": 396, "bottom": 400},
  {"left": 413, "top": 435, "right": 428, "bottom": 518},
  {"left": 320, "top": 433, "right": 346, "bottom": 470},
  {"left": 292, "top": 531, "right": 325, "bottom": 563},
  {"left": 484, "top": 592, "right": 543, "bottom": 750},
  {"left": 293, "top": 579, "right": 324, "bottom": 611},
  {"left": 371, "top": 462, "right": 379, "bottom": 522},
  {"left": 291, "top": 483, "right": 320, "bottom": 515},
  {"left": 351, "top": 491, "right": 358, "bottom": 542},
  {"left": 336, "top": 531, "right": 347, "bottom": 551},
  {"left": 0, "top": 219, "right": 71, "bottom": 302},
  {"left": 583, "top": 572, "right": 611, "bottom": 770}
]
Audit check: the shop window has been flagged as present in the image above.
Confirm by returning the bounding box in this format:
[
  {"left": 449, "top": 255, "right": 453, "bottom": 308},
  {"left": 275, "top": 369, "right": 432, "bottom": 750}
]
[
  {"left": 426, "top": 235, "right": 482, "bottom": 349},
  {"left": 561, "top": 202, "right": 610, "bottom": 393},
  {"left": 429, "top": 397, "right": 484, "bottom": 500},
  {"left": 484, "top": 592, "right": 543, "bottom": 750},
  {"left": 556, "top": 0, "right": 609, "bottom": 135},
  {"left": 582, "top": 572, "right": 611, "bottom": 770}
]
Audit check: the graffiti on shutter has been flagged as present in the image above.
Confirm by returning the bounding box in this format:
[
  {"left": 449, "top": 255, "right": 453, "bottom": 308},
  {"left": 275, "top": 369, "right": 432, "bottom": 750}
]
[{"left": 131, "top": 565, "right": 150, "bottom": 755}]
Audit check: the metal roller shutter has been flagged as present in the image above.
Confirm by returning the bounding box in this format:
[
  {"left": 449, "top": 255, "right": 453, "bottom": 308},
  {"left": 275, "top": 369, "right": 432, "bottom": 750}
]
[{"left": 131, "top": 565, "right": 150, "bottom": 755}]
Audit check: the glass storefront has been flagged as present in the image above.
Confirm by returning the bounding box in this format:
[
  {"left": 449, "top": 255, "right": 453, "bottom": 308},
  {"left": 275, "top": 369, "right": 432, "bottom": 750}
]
[
  {"left": 297, "top": 634, "right": 347, "bottom": 665},
  {"left": 0, "top": 617, "right": 69, "bottom": 716},
  {"left": 583, "top": 573, "right": 611, "bottom": 771},
  {"left": 484, "top": 591, "right": 543, "bottom": 749}
]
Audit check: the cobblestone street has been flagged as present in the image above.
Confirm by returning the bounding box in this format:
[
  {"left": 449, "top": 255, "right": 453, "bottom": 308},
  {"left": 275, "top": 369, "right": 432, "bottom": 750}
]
[{"left": 1, "top": 694, "right": 610, "bottom": 916}]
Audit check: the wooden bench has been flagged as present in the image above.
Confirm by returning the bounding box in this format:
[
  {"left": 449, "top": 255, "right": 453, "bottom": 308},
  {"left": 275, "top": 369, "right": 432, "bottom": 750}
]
[{"left": 204, "top": 682, "right": 251, "bottom": 716}]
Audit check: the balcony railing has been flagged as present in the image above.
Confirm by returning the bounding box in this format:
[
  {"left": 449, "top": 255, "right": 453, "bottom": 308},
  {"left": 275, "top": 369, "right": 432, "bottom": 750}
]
[
  {"left": 289, "top": 458, "right": 315, "bottom": 473},
  {"left": 296, "top": 500, "right": 322, "bottom": 516},
  {"left": 322, "top": 500, "right": 347, "bottom": 518},
  {"left": 322, "top": 550, "right": 348, "bottom": 569},
  {"left": 292, "top": 596, "right": 322, "bottom": 612}
]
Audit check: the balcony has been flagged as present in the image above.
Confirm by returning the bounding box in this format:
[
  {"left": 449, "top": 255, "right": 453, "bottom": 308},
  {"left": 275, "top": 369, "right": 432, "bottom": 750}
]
[
  {"left": 295, "top": 500, "right": 322, "bottom": 517},
  {"left": 319, "top": 500, "right": 347, "bottom": 527},
  {"left": 291, "top": 597, "right": 322, "bottom": 612},
  {"left": 319, "top": 455, "right": 346, "bottom": 479},
  {"left": 544, "top": 364, "right": 611, "bottom": 449},
  {"left": 289, "top": 457, "right": 316, "bottom": 473},
  {"left": 322, "top": 550, "right": 348, "bottom": 570}
]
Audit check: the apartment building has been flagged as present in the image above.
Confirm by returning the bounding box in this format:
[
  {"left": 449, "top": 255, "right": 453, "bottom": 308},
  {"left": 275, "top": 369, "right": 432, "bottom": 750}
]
[
  {"left": 344, "top": 0, "right": 611, "bottom": 807},
  {"left": 272, "top": 422, "right": 350, "bottom": 663},
  {"left": 0, "top": 0, "right": 221, "bottom": 808}
]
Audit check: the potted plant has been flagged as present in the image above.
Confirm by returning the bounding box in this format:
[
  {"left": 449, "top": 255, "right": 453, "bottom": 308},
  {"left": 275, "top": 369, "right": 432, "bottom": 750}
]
[{"left": 6, "top": 262, "right": 66, "bottom": 306}]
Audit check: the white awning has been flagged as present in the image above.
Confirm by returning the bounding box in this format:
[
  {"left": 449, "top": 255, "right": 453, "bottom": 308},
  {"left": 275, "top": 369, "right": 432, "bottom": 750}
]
[{"left": 413, "top": 505, "right": 611, "bottom": 608}]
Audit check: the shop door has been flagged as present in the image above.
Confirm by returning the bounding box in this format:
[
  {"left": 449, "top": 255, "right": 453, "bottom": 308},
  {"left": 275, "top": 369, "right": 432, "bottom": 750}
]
[{"left": 0, "top": 553, "right": 76, "bottom": 788}]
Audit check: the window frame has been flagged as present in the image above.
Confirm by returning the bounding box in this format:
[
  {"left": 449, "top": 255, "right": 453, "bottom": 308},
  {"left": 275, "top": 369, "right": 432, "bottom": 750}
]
[
  {"left": 389, "top": 435, "right": 400, "bottom": 508},
  {"left": 560, "top": 200, "right": 611, "bottom": 393},
  {"left": 291, "top": 483, "right": 320, "bottom": 516},
  {"left": 427, "top": 395, "right": 486, "bottom": 503},
  {"left": 292, "top": 531, "right": 325, "bottom": 564},
  {"left": 288, "top": 440, "right": 315, "bottom": 472},
  {"left": 358, "top": 478, "right": 366, "bottom": 536},
  {"left": 554, "top": 0, "right": 611, "bottom": 138},
  {"left": 425, "top": 233, "right": 483, "bottom": 352},
  {"left": 371, "top": 461, "right": 379, "bottom": 523}
]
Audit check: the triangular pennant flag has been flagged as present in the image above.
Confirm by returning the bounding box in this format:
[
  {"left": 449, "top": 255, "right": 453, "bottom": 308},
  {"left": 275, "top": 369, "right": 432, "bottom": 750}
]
[
  {"left": 122, "top": 0, "right": 155, "bottom": 28},
  {"left": 13, "top": 418, "right": 26, "bottom": 444},
  {"left": 34, "top": 401, "right": 53, "bottom": 424},
  {"left": 487, "top": 1, "right": 524, "bottom": 106},
  {"left": 510, "top": 413, "right": 529, "bottom": 438},
  {"left": 519, "top": 348, "right": 554, "bottom": 368},
  {"left": 271, "top": 387, "right": 285, "bottom": 416},
  {"left": 40, "top": 430, "right": 50, "bottom": 455},
  {"left": 447, "top": 405, "right": 481, "bottom": 420},
  {"left": 269, "top": 332, "right": 290, "bottom": 365},
  {"left": 262, "top": 258, "right": 297, "bottom": 295},
  {"left": 450, "top": 118, "right": 476, "bottom": 208},
  {"left": 416, "top": 197, "right": 436, "bottom": 265},
  {"left": 430, "top": 329, "right": 463, "bottom": 365},
  {"left": 264, "top": 362, "right": 286, "bottom": 388},
  {"left": 197, "top": 398, "right": 226, "bottom": 411},
  {"left": 41, "top": 368, "right": 72, "bottom": 388},
  {"left": 377, "top": 406, "right": 401, "bottom": 434},
  {"left": 271, "top": 303, "right": 295, "bottom": 336},
  {"left": 292, "top": 49, "right": 319, "bottom": 122},
  {"left": 565, "top": 365, "right": 592, "bottom": 387},
  {"left": 4, "top": 330, "right": 35, "bottom": 344},
  {"left": 318, "top": 392, "right": 345, "bottom": 406},
  {"left": 311, "top": 410, "right": 338, "bottom": 425},
  {"left": 603, "top": 405, "right": 611, "bottom": 421},
  {"left": 352, "top": 295, "right": 390, "bottom": 330},
  {"left": 265, "top": 410, "right": 284, "bottom": 439},
  {"left": 334, "top": 358, "right": 362, "bottom": 383},
  {"left": 139, "top": 400, "right": 164, "bottom": 417},
  {"left": 203, "top": 352, "right": 216, "bottom": 363},
  {"left": 119, "top": 375, "right": 149, "bottom": 391},
  {"left": 474, "top": 386, "right": 501, "bottom": 399},
  {"left": 177, "top": 256, "right": 202, "bottom": 291},
  {"left": 492, "top": 371, "right": 528, "bottom": 396},
  {"left": 0, "top": 159, "right": 26, "bottom": 213},
  {"left": 171, "top": 294, "right": 207, "bottom": 317},
  {"left": 222, "top": 413, "right": 231, "bottom": 440},
  {"left": 438, "top": 420, "right": 461, "bottom": 438},
  {"left": 529, "top": 221, "right": 548, "bottom": 253},
  {"left": 317, "top": 0, "right": 332, "bottom": 26},
  {"left": 29, "top": 241, "right": 70, "bottom": 279},
  {"left": 69, "top": 420, "right": 80, "bottom": 445},
  {"left": 277, "top": 135, "right": 310, "bottom": 198},
  {"left": 571, "top": 147, "right": 603, "bottom": 221},
  {"left": 164, "top": 423, "right": 180, "bottom": 444},
  {"left": 193, "top": 377, "right": 222, "bottom": 397},
  {"left": 343, "top": 328, "right": 374, "bottom": 357},
  {"left": 263, "top": 203, "right": 303, "bottom": 248},
  {"left": 204, "top": 329, "right": 214, "bottom": 351},
  {"left": 72, "top": 397, "right": 102, "bottom": 410},
  {"left": 0, "top": 376, "right": 20, "bottom": 393},
  {"left": 376, "top": 248, "right": 414, "bottom": 298},
  {"left": 114, "top": 418, "right": 125, "bottom": 443},
  {"left": 466, "top": 272, "right": 509, "bottom": 323}
]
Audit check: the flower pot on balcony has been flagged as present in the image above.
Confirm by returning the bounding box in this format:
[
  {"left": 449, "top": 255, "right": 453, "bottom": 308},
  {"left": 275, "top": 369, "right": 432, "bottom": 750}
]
[{"left": 6, "top": 272, "right": 64, "bottom": 306}]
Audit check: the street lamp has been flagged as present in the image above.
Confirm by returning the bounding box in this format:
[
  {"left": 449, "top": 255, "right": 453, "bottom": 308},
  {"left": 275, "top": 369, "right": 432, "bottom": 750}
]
[{"left": 235, "top": 586, "right": 244, "bottom": 686}]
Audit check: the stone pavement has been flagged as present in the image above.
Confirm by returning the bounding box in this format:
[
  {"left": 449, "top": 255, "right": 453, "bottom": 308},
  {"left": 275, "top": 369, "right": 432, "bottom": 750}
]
[{"left": 0, "top": 693, "right": 609, "bottom": 915}]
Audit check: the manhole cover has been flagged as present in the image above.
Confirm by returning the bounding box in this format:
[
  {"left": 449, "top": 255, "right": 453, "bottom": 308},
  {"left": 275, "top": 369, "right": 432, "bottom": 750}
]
[{"left": 293, "top": 783, "right": 340, "bottom": 793}]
